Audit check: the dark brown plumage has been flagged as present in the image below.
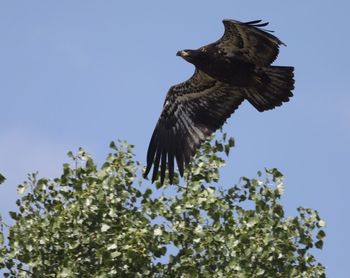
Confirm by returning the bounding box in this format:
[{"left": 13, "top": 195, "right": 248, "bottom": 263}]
[{"left": 144, "top": 19, "right": 294, "bottom": 185}]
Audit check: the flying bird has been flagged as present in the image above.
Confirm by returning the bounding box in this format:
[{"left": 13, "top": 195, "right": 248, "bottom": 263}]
[{"left": 144, "top": 19, "right": 294, "bottom": 185}]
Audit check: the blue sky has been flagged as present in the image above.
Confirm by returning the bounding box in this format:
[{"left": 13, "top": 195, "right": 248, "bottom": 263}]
[{"left": 0, "top": 1, "right": 349, "bottom": 276}]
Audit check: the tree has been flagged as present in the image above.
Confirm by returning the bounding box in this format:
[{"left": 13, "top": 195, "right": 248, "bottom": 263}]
[{"left": 0, "top": 133, "right": 326, "bottom": 277}]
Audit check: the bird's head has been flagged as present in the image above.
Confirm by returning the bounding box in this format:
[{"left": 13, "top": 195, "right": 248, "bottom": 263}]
[{"left": 176, "top": 49, "right": 203, "bottom": 63}]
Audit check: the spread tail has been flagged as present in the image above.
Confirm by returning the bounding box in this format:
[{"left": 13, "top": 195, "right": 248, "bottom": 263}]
[{"left": 246, "top": 66, "right": 295, "bottom": 112}]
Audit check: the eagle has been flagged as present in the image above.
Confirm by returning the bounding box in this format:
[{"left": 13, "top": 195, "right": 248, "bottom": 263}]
[{"left": 144, "top": 19, "right": 294, "bottom": 185}]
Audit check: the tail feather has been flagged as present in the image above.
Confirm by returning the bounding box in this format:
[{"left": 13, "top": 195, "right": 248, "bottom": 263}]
[{"left": 246, "top": 66, "right": 294, "bottom": 112}]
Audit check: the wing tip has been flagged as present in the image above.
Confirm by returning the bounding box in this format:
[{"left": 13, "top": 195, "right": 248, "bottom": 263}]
[
  {"left": 222, "top": 18, "right": 267, "bottom": 26},
  {"left": 247, "top": 20, "right": 269, "bottom": 28}
]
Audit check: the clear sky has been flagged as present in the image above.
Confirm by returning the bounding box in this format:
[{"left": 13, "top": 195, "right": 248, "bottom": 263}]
[{"left": 0, "top": 1, "right": 349, "bottom": 276}]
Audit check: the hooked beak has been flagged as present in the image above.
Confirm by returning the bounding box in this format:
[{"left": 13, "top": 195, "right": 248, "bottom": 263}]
[{"left": 176, "top": 50, "right": 189, "bottom": 57}]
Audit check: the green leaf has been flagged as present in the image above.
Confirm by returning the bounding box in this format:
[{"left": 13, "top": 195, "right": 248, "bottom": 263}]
[
  {"left": 317, "top": 230, "right": 326, "bottom": 240},
  {"left": 268, "top": 168, "right": 283, "bottom": 181},
  {"left": 17, "top": 182, "right": 28, "bottom": 194},
  {"left": 111, "top": 250, "right": 121, "bottom": 258},
  {"left": 315, "top": 240, "right": 323, "bottom": 249},
  {"left": 228, "top": 137, "right": 235, "bottom": 147},
  {"left": 9, "top": 211, "right": 18, "bottom": 220},
  {"left": 318, "top": 219, "right": 326, "bottom": 227},
  {"left": 0, "top": 174, "right": 5, "bottom": 185},
  {"left": 101, "top": 223, "right": 110, "bottom": 232},
  {"left": 109, "top": 141, "right": 117, "bottom": 150}
]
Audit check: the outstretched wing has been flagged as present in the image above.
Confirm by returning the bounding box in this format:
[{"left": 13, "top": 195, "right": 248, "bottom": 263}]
[
  {"left": 144, "top": 70, "right": 244, "bottom": 185},
  {"left": 210, "top": 19, "right": 285, "bottom": 66}
]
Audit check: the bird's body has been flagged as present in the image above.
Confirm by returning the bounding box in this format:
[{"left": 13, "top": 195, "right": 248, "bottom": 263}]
[
  {"left": 184, "top": 50, "right": 256, "bottom": 86},
  {"left": 144, "top": 19, "right": 295, "bottom": 184}
]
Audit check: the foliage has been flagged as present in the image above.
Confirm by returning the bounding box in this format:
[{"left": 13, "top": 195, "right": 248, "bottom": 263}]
[{"left": 0, "top": 133, "right": 326, "bottom": 277}]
